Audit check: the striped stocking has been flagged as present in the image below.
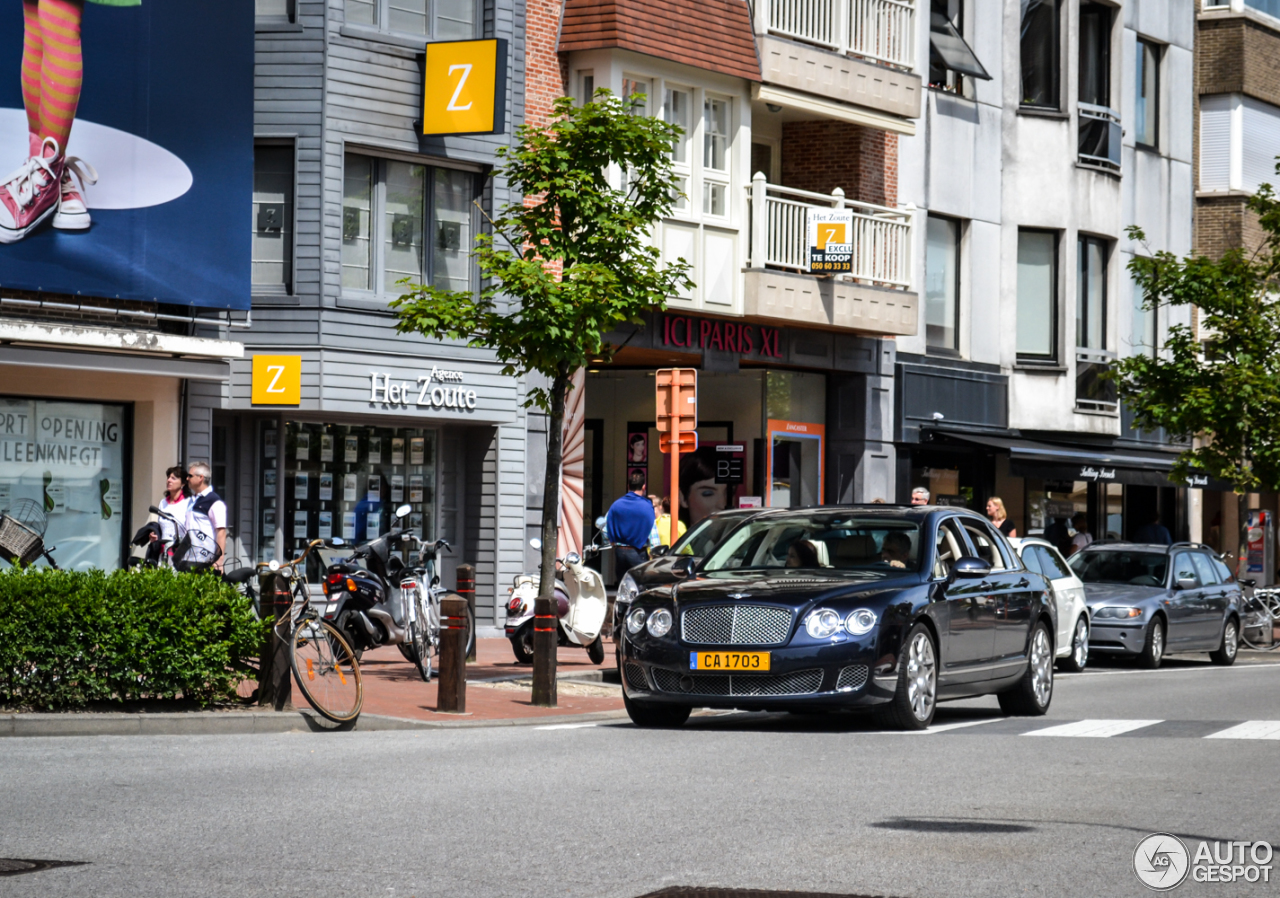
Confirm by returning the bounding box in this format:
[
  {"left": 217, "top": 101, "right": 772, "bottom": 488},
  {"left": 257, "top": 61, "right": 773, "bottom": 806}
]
[
  {"left": 20, "top": 0, "right": 42, "bottom": 145},
  {"left": 36, "top": 0, "right": 85, "bottom": 153}
]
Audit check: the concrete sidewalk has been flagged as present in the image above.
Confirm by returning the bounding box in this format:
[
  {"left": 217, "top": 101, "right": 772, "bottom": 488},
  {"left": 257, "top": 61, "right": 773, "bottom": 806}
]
[{"left": 0, "top": 638, "right": 627, "bottom": 737}]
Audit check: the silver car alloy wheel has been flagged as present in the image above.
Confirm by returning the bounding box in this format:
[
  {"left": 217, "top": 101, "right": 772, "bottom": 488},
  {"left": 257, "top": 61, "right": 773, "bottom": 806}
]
[
  {"left": 1073, "top": 618, "right": 1088, "bottom": 669},
  {"left": 1031, "top": 627, "right": 1053, "bottom": 708},
  {"left": 1151, "top": 622, "right": 1164, "bottom": 664},
  {"left": 1224, "top": 620, "right": 1238, "bottom": 658},
  {"left": 906, "top": 631, "right": 936, "bottom": 721}
]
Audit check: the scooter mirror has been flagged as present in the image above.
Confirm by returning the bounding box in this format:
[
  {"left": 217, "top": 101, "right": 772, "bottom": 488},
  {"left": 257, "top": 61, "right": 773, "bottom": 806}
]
[
  {"left": 431, "top": 575, "right": 440, "bottom": 587},
  {"left": 594, "top": 515, "right": 607, "bottom": 530},
  {"left": 529, "top": 537, "right": 542, "bottom": 550},
  {"left": 395, "top": 504, "right": 412, "bottom": 519},
  {"left": 329, "top": 537, "right": 345, "bottom": 547}
]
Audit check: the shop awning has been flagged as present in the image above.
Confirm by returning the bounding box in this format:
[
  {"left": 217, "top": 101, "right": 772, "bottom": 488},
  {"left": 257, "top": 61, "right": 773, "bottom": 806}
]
[
  {"left": 0, "top": 345, "right": 232, "bottom": 381},
  {"left": 927, "top": 431, "right": 1230, "bottom": 490}
]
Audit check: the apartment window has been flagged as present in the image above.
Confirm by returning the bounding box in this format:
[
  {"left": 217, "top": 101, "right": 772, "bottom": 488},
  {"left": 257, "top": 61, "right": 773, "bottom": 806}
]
[
  {"left": 1020, "top": 0, "right": 1060, "bottom": 108},
  {"left": 925, "top": 215, "right": 960, "bottom": 351},
  {"left": 345, "top": 0, "right": 474, "bottom": 39},
  {"left": 928, "top": 0, "right": 990, "bottom": 94},
  {"left": 1016, "top": 229, "right": 1058, "bottom": 360},
  {"left": 622, "top": 77, "right": 650, "bottom": 115},
  {"left": 1131, "top": 269, "right": 1156, "bottom": 356},
  {"left": 664, "top": 87, "right": 692, "bottom": 212},
  {"left": 579, "top": 71, "right": 595, "bottom": 104},
  {"left": 341, "top": 153, "right": 475, "bottom": 296},
  {"left": 257, "top": 0, "right": 296, "bottom": 21},
  {"left": 1245, "top": 0, "right": 1280, "bottom": 18},
  {"left": 702, "top": 96, "right": 730, "bottom": 217},
  {"left": 1078, "top": 2, "right": 1118, "bottom": 170},
  {"left": 1076, "top": 236, "right": 1108, "bottom": 350},
  {"left": 1134, "top": 39, "right": 1160, "bottom": 148},
  {"left": 253, "top": 143, "right": 294, "bottom": 295},
  {"left": 1200, "top": 94, "right": 1280, "bottom": 193}
]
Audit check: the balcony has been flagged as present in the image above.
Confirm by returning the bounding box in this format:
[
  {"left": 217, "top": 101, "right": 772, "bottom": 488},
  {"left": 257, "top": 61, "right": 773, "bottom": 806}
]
[
  {"left": 744, "top": 174, "right": 917, "bottom": 336},
  {"left": 1078, "top": 104, "right": 1121, "bottom": 172},
  {"left": 753, "top": 0, "right": 922, "bottom": 129}
]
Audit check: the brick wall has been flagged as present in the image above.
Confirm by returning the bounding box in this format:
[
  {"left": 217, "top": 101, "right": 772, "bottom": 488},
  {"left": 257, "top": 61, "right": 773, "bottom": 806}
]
[
  {"left": 1194, "top": 195, "right": 1266, "bottom": 259},
  {"left": 779, "top": 121, "right": 898, "bottom": 207},
  {"left": 1198, "top": 16, "right": 1280, "bottom": 108},
  {"left": 523, "top": 0, "right": 567, "bottom": 128}
]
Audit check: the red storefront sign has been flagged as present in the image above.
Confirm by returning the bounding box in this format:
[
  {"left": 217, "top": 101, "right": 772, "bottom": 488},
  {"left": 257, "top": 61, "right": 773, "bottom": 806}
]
[{"left": 660, "top": 314, "right": 784, "bottom": 359}]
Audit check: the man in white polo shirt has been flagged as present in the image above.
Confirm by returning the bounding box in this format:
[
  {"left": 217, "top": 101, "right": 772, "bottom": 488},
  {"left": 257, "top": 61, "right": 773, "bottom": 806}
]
[{"left": 184, "top": 462, "right": 227, "bottom": 571}]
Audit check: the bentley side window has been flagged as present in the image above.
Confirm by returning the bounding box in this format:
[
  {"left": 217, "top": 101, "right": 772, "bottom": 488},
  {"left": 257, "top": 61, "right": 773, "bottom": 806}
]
[
  {"left": 962, "top": 521, "right": 1007, "bottom": 570},
  {"left": 933, "top": 519, "right": 967, "bottom": 579}
]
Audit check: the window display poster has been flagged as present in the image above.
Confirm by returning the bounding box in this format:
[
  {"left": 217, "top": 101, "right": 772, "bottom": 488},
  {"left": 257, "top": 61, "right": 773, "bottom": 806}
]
[
  {"left": 263, "top": 508, "right": 276, "bottom": 531},
  {"left": 366, "top": 512, "right": 381, "bottom": 537},
  {"left": 627, "top": 429, "right": 648, "bottom": 464},
  {"left": 342, "top": 511, "right": 356, "bottom": 540},
  {"left": 296, "top": 431, "right": 310, "bottom": 460},
  {"left": 410, "top": 437, "right": 425, "bottom": 465},
  {"left": 409, "top": 475, "right": 424, "bottom": 503},
  {"left": 320, "top": 434, "right": 334, "bottom": 462},
  {"left": 368, "top": 436, "right": 382, "bottom": 463},
  {"left": 102, "top": 479, "right": 123, "bottom": 520},
  {"left": 264, "top": 429, "right": 278, "bottom": 459},
  {"left": 367, "top": 475, "right": 381, "bottom": 501},
  {"left": 410, "top": 512, "right": 423, "bottom": 531},
  {"left": 391, "top": 438, "right": 405, "bottom": 465},
  {"left": 344, "top": 435, "right": 359, "bottom": 463},
  {"left": 391, "top": 474, "right": 404, "bottom": 503},
  {"left": 295, "top": 471, "right": 309, "bottom": 499},
  {"left": 46, "top": 482, "right": 66, "bottom": 513},
  {"left": 264, "top": 468, "right": 277, "bottom": 498},
  {"left": 318, "top": 510, "right": 333, "bottom": 539},
  {"left": 319, "top": 473, "right": 333, "bottom": 501},
  {"left": 343, "top": 473, "right": 357, "bottom": 502},
  {"left": 293, "top": 509, "right": 308, "bottom": 539}
]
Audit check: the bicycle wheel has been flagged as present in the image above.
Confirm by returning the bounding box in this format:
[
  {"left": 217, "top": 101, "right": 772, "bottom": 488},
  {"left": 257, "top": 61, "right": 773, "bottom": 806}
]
[
  {"left": 1241, "top": 592, "right": 1280, "bottom": 651},
  {"left": 290, "top": 618, "right": 363, "bottom": 723}
]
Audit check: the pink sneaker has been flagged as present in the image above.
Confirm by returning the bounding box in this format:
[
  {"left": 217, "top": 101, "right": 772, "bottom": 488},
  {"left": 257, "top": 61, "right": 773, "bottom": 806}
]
[
  {"left": 0, "top": 137, "right": 62, "bottom": 244},
  {"left": 53, "top": 157, "right": 98, "bottom": 231}
]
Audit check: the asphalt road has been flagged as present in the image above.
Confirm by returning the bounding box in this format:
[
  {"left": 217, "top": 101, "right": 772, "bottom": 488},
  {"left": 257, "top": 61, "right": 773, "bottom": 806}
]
[{"left": 3, "top": 655, "right": 1280, "bottom": 898}]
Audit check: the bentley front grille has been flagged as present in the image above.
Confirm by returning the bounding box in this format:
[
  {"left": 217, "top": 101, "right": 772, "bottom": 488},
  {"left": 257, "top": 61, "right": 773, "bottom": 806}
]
[
  {"left": 651, "top": 667, "right": 823, "bottom": 697},
  {"left": 680, "top": 605, "right": 793, "bottom": 646},
  {"left": 836, "top": 664, "right": 869, "bottom": 692},
  {"left": 624, "top": 662, "right": 650, "bottom": 692}
]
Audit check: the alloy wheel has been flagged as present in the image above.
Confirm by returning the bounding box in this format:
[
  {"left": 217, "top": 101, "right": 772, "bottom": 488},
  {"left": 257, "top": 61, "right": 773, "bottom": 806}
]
[
  {"left": 1152, "top": 623, "right": 1164, "bottom": 664},
  {"left": 1031, "top": 628, "right": 1053, "bottom": 707},
  {"left": 1073, "top": 618, "right": 1088, "bottom": 668},
  {"left": 1225, "top": 621, "right": 1238, "bottom": 658},
  {"left": 906, "top": 631, "right": 936, "bottom": 721}
]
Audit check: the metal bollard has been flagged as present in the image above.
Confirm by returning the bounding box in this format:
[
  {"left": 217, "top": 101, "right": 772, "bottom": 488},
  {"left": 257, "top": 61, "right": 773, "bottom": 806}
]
[
  {"left": 437, "top": 595, "right": 469, "bottom": 713},
  {"left": 457, "top": 564, "right": 476, "bottom": 662},
  {"left": 530, "top": 595, "right": 558, "bottom": 707},
  {"left": 258, "top": 571, "right": 292, "bottom": 711}
]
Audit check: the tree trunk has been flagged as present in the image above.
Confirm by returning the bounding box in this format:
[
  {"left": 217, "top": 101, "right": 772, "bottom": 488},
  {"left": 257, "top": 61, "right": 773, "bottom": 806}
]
[{"left": 531, "top": 367, "right": 569, "bottom": 707}]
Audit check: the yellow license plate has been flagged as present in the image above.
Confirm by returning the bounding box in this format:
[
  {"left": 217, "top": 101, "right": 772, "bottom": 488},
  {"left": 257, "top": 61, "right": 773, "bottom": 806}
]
[{"left": 690, "top": 651, "right": 771, "bottom": 671}]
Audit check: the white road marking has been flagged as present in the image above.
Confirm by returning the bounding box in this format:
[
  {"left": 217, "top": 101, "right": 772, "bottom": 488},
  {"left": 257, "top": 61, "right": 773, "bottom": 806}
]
[
  {"left": 1204, "top": 720, "right": 1280, "bottom": 740},
  {"left": 859, "top": 717, "right": 1005, "bottom": 736},
  {"left": 1057, "top": 661, "right": 1280, "bottom": 679},
  {"left": 533, "top": 722, "right": 599, "bottom": 731},
  {"left": 1023, "top": 719, "right": 1163, "bottom": 738}
]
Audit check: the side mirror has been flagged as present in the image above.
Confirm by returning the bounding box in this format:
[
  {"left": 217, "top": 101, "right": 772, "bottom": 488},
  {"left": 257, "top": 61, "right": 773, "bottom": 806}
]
[
  {"left": 1176, "top": 576, "right": 1197, "bottom": 590},
  {"left": 395, "top": 504, "right": 412, "bottom": 520},
  {"left": 651, "top": 545, "right": 671, "bottom": 557},
  {"left": 951, "top": 556, "right": 991, "bottom": 580},
  {"left": 673, "top": 556, "right": 696, "bottom": 578},
  {"left": 529, "top": 537, "right": 542, "bottom": 550}
]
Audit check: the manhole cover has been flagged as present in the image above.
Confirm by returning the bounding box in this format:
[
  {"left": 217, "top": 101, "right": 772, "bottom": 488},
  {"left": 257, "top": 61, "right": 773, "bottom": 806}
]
[
  {"left": 0, "top": 858, "right": 86, "bottom": 877},
  {"left": 636, "top": 889, "right": 905, "bottom": 898}
]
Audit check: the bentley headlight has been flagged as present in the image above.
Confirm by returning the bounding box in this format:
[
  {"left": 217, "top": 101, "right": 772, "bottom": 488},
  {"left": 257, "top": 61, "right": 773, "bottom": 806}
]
[
  {"left": 805, "top": 608, "right": 843, "bottom": 639},
  {"left": 646, "top": 608, "right": 673, "bottom": 638},
  {"left": 626, "top": 607, "right": 648, "bottom": 635},
  {"left": 845, "top": 608, "right": 878, "bottom": 636},
  {"left": 617, "top": 572, "right": 639, "bottom": 605}
]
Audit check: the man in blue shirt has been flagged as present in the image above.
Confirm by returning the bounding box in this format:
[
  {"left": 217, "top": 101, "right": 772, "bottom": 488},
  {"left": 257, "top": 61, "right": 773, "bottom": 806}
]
[
  {"left": 606, "top": 469, "right": 656, "bottom": 576},
  {"left": 1134, "top": 511, "right": 1172, "bottom": 545}
]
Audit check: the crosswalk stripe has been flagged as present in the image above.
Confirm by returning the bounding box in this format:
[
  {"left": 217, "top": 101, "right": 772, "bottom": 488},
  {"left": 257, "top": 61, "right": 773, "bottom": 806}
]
[
  {"left": 533, "top": 722, "right": 598, "bottom": 731},
  {"left": 1204, "top": 720, "right": 1280, "bottom": 740},
  {"left": 1023, "top": 719, "right": 1163, "bottom": 738}
]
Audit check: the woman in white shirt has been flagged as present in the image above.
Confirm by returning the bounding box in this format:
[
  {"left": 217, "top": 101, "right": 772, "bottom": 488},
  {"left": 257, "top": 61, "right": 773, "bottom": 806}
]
[{"left": 151, "top": 466, "right": 191, "bottom": 563}]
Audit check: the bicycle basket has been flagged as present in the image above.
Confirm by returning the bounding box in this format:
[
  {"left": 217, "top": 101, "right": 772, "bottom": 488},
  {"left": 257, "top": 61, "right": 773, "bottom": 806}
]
[
  {"left": 3, "top": 498, "right": 48, "bottom": 537},
  {"left": 0, "top": 514, "right": 44, "bottom": 566}
]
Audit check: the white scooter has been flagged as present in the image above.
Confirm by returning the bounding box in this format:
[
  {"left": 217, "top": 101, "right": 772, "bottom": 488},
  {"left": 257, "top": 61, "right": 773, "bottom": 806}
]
[{"left": 504, "top": 527, "right": 609, "bottom": 665}]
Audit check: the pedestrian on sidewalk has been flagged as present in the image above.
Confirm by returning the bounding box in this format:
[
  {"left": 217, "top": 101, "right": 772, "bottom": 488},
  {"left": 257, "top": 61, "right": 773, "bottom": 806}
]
[
  {"left": 605, "top": 469, "right": 655, "bottom": 576},
  {"left": 142, "top": 465, "right": 189, "bottom": 566},
  {"left": 986, "top": 496, "right": 1017, "bottom": 538},
  {"left": 1068, "top": 512, "right": 1093, "bottom": 556},
  {"left": 183, "top": 462, "right": 227, "bottom": 572},
  {"left": 656, "top": 495, "right": 686, "bottom": 547}
]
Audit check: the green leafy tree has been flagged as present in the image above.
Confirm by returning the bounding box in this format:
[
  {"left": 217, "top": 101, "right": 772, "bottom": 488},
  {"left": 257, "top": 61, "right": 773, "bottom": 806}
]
[
  {"left": 1114, "top": 184, "right": 1280, "bottom": 495},
  {"left": 391, "top": 91, "right": 691, "bottom": 703}
]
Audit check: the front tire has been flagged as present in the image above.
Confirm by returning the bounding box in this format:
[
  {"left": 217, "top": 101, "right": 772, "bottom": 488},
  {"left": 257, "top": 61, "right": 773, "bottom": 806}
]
[
  {"left": 876, "top": 623, "right": 937, "bottom": 731},
  {"left": 1058, "top": 616, "right": 1089, "bottom": 673},
  {"left": 998, "top": 621, "right": 1053, "bottom": 716},
  {"left": 623, "top": 690, "right": 691, "bottom": 728},
  {"left": 1210, "top": 617, "right": 1239, "bottom": 666},
  {"left": 1137, "top": 617, "right": 1165, "bottom": 669},
  {"left": 587, "top": 635, "right": 606, "bottom": 665}
]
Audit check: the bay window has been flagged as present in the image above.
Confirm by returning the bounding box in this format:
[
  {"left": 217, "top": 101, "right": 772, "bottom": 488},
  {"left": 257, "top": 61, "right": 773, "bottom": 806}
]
[
  {"left": 664, "top": 86, "right": 692, "bottom": 211},
  {"left": 702, "top": 96, "right": 730, "bottom": 218}
]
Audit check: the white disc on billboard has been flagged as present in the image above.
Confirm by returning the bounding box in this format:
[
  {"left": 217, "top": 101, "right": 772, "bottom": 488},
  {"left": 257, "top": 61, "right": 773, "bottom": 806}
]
[{"left": 0, "top": 107, "right": 192, "bottom": 210}]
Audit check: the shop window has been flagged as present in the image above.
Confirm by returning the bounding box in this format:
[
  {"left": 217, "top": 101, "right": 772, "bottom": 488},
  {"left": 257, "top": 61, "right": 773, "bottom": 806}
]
[
  {"left": 702, "top": 96, "right": 730, "bottom": 218},
  {"left": 260, "top": 422, "right": 438, "bottom": 564},
  {"left": 1020, "top": 0, "right": 1060, "bottom": 109},
  {"left": 345, "top": 0, "right": 475, "bottom": 39},
  {"left": 1134, "top": 38, "right": 1160, "bottom": 149},
  {"left": 925, "top": 214, "right": 961, "bottom": 352},
  {"left": 253, "top": 142, "right": 294, "bottom": 295},
  {"left": 0, "top": 396, "right": 129, "bottom": 570},
  {"left": 1016, "top": 229, "right": 1058, "bottom": 361},
  {"left": 1026, "top": 481, "right": 1085, "bottom": 545},
  {"left": 341, "top": 154, "right": 475, "bottom": 297}
]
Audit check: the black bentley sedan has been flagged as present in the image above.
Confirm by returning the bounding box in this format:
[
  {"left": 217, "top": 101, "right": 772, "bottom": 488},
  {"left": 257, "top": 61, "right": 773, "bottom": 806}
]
[{"left": 619, "top": 506, "right": 1057, "bottom": 730}]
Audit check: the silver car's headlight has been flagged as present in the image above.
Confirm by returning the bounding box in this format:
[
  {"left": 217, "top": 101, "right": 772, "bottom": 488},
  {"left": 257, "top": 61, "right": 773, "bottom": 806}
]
[
  {"left": 617, "top": 572, "right": 639, "bottom": 605},
  {"left": 845, "top": 608, "right": 877, "bottom": 636},
  {"left": 626, "top": 607, "right": 648, "bottom": 634},
  {"left": 1094, "top": 606, "right": 1143, "bottom": 620},
  {"left": 646, "top": 608, "right": 673, "bottom": 638},
  {"left": 805, "top": 608, "right": 843, "bottom": 639}
]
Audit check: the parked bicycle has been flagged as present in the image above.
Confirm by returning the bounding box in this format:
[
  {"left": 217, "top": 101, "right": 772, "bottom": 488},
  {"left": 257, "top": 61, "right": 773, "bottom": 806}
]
[
  {"left": 0, "top": 499, "right": 59, "bottom": 569},
  {"left": 1241, "top": 586, "right": 1280, "bottom": 651},
  {"left": 261, "top": 538, "right": 363, "bottom": 723}
]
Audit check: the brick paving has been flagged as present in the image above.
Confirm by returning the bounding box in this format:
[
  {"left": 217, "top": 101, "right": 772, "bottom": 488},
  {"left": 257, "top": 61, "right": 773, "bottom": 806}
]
[{"left": 355, "top": 637, "right": 625, "bottom": 723}]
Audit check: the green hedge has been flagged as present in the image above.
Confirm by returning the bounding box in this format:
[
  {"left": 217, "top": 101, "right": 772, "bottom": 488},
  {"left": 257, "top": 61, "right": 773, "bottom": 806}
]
[{"left": 0, "top": 567, "right": 265, "bottom": 709}]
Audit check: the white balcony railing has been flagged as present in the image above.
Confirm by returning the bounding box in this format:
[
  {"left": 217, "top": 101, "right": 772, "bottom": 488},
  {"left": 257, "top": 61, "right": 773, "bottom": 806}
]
[
  {"left": 758, "top": 0, "right": 916, "bottom": 70},
  {"left": 748, "top": 174, "right": 912, "bottom": 289}
]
